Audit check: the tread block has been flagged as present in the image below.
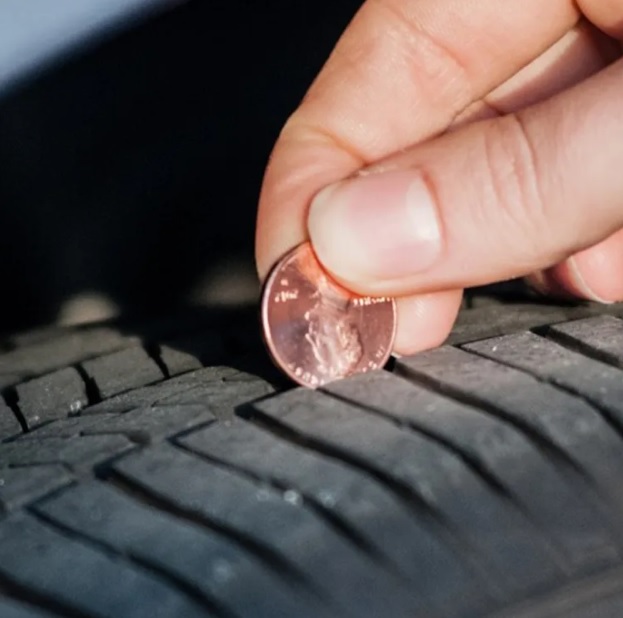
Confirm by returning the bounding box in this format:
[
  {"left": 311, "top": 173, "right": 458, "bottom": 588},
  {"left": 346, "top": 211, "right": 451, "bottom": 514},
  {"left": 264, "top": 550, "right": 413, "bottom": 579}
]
[
  {"left": 22, "top": 405, "right": 215, "bottom": 444},
  {"left": 36, "top": 482, "right": 330, "bottom": 618},
  {"left": 83, "top": 366, "right": 243, "bottom": 415},
  {"left": 0, "top": 434, "right": 132, "bottom": 468},
  {"left": 0, "top": 513, "right": 212, "bottom": 618},
  {"left": 466, "top": 332, "right": 623, "bottom": 431},
  {"left": 253, "top": 388, "right": 565, "bottom": 599},
  {"left": 0, "top": 465, "right": 73, "bottom": 513},
  {"left": 164, "top": 366, "right": 263, "bottom": 386},
  {"left": 548, "top": 316, "right": 623, "bottom": 367},
  {"left": 113, "top": 444, "right": 425, "bottom": 618},
  {"left": 398, "top": 347, "right": 623, "bottom": 511},
  {"left": 17, "top": 413, "right": 120, "bottom": 439},
  {"left": 326, "top": 371, "right": 620, "bottom": 571},
  {"left": 167, "top": 365, "right": 281, "bottom": 392},
  {"left": 83, "top": 383, "right": 198, "bottom": 416},
  {"left": 180, "top": 420, "right": 492, "bottom": 617},
  {"left": 158, "top": 345, "right": 204, "bottom": 377},
  {"left": 0, "top": 400, "right": 22, "bottom": 440},
  {"left": 15, "top": 368, "right": 88, "bottom": 429},
  {"left": 81, "top": 347, "right": 165, "bottom": 400},
  {"left": 156, "top": 380, "right": 274, "bottom": 419},
  {"left": 447, "top": 303, "right": 614, "bottom": 347},
  {"left": 0, "top": 328, "right": 136, "bottom": 385}
]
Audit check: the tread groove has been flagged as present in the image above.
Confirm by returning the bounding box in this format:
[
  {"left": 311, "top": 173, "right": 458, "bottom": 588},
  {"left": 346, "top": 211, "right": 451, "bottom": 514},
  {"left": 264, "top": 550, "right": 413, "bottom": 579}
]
[
  {"left": 74, "top": 365, "right": 101, "bottom": 407},
  {"left": 239, "top": 402, "right": 511, "bottom": 600},
  {"left": 4, "top": 305, "right": 623, "bottom": 617},
  {"left": 393, "top": 358, "right": 591, "bottom": 480},
  {"left": 323, "top": 388, "right": 512, "bottom": 500},
  {"left": 0, "top": 572, "right": 93, "bottom": 618},
  {"left": 144, "top": 343, "right": 171, "bottom": 380},
  {"left": 463, "top": 339, "right": 623, "bottom": 443},
  {"left": 173, "top": 439, "right": 399, "bottom": 577},
  {"left": 3, "top": 389, "right": 27, "bottom": 433},
  {"left": 238, "top": 403, "right": 446, "bottom": 522},
  {"left": 28, "top": 508, "right": 234, "bottom": 618},
  {"left": 537, "top": 322, "right": 623, "bottom": 369},
  {"left": 320, "top": 387, "right": 575, "bottom": 568},
  {"left": 101, "top": 470, "right": 323, "bottom": 599},
  {"left": 393, "top": 352, "right": 623, "bottom": 535}
]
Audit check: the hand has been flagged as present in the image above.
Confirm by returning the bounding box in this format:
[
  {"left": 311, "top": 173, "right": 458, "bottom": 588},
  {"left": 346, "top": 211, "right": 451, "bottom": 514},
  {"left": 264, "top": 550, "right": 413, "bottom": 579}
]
[{"left": 255, "top": 0, "right": 623, "bottom": 355}]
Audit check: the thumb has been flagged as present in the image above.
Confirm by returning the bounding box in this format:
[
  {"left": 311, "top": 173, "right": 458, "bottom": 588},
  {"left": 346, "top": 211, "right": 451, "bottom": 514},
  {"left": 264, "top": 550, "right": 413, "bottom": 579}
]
[{"left": 307, "top": 58, "right": 623, "bottom": 297}]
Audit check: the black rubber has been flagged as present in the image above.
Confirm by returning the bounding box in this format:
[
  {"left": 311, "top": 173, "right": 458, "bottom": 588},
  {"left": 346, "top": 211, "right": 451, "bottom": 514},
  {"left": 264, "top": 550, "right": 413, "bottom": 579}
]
[{"left": 1, "top": 299, "right": 623, "bottom": 617}]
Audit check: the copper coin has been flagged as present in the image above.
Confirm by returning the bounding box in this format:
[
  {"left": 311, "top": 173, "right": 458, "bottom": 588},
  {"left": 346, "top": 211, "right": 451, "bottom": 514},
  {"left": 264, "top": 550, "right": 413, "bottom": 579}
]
[{"left": 261, "top": 242, "right": 396, "bottom": 388}]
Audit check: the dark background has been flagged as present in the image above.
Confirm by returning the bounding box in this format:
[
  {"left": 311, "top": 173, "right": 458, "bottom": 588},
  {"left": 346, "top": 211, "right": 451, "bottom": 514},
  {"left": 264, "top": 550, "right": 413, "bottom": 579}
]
[{"left": 0, "top": 0, "right": 363, "bottom": 331}]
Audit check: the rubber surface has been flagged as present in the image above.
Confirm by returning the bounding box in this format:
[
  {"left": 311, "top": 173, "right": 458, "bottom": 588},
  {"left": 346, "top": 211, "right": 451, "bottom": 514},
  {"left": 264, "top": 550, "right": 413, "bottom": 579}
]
[{"left": 1, "top": 300, "right": 623, "bottom": 616}]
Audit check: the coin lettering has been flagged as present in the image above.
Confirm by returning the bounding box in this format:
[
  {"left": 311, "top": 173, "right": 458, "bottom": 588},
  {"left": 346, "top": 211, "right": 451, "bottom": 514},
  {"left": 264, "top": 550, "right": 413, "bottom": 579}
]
[{"left": 273, "top": 289, "right": 299, "bottom": 303}]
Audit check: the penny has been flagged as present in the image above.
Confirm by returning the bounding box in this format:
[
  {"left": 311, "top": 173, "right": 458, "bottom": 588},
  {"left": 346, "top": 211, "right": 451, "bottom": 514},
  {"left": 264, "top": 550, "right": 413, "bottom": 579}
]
[{"left": 261, "top": 242, "right": 396, "bottom": 388}]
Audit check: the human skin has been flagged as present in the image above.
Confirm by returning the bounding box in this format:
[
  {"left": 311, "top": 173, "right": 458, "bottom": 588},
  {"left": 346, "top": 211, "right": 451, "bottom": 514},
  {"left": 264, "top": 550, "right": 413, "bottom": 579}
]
[{"left": 255, "top": 0, "right": 623, "bottom": 355}]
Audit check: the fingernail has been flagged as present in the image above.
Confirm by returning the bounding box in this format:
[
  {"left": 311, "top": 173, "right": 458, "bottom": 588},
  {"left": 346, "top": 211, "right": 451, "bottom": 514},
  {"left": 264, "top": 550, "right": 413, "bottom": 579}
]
[
  {"left": 308, "top": 170, "right": 442, "bottom": 283},
  {"left": 567, "top": 257, "right": 615, "bottom": 304}
]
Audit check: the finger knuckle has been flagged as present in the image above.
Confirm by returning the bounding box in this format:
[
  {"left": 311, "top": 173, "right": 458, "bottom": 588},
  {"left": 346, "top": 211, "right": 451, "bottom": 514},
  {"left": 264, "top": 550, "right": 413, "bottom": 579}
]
[
  {"left": 374, "top": 0, "right": 473, "bottom": 104},
  {"left": 480, "top": 113, "right": 549, "bottom": 252}
]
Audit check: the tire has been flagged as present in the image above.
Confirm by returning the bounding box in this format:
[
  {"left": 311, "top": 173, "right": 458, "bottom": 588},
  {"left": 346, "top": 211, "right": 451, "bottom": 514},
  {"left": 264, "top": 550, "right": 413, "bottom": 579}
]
[{"left": 1, "top": 298, "right": 623, "bottom": 617}]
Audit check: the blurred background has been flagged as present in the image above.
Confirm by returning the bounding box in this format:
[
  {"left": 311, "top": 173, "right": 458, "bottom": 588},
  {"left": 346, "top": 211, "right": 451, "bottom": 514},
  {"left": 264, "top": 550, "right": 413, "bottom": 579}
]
[{"left": 0, "top": 0, "right": 363, "bottom": 331}]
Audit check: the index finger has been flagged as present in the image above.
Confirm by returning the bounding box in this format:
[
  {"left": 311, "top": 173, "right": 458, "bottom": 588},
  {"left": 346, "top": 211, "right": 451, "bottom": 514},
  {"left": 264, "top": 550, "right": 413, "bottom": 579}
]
[{"left": 256, "top": 0, "right": 579, "bottom": 279}]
